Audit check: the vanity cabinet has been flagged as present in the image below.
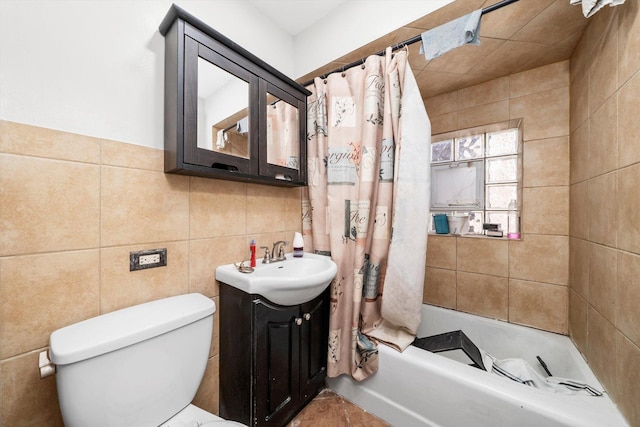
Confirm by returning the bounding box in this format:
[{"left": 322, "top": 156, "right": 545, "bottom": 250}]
[
  {"left": 159, "top": 5, "right": 309, "bottom": 187},
  {"left": 219, "top": 283, "right": 329, "bottom": 427}
]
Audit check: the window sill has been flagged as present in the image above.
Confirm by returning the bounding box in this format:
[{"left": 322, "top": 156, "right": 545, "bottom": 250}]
[{"left": 428, "top": 232, "right": 522, "bottom": 241}]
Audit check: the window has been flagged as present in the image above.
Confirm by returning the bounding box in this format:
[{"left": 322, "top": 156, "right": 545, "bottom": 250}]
[{"left": 430, "top": 122, "right": 522, "bottom": 235}]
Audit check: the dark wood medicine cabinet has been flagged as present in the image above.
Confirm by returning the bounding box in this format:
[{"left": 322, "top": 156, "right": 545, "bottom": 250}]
[{"left": 159, "top": 4, "right": 310, "bottom": 187}]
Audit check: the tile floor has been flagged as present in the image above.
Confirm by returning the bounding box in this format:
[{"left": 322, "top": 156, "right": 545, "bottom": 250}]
[{"left": 287, "top": 388, "right": 390, "bottom": 427}]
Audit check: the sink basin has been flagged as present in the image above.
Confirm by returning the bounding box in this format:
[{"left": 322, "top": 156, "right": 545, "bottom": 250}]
[{"left": 215, "top": 253, "right": 337, "bottom": 306}]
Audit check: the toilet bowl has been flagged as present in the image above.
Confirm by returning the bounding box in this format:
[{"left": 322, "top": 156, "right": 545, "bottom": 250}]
[{"left": 48, "top": 293, "right": 246, "bottom": 427}]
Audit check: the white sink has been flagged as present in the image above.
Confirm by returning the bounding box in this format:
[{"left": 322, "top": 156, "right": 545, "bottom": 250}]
[{"left": 215, "top": 253, "right": 337, "bottom": 306}]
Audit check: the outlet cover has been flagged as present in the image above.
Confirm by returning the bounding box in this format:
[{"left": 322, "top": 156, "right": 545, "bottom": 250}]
[{"left": 130, "top": 248, "right": 167, "bottom": 271}]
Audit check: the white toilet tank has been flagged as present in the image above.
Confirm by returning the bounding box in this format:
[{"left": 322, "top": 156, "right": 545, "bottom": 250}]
[{"left": 49, "top": 293, "right": 216, "bottom": 427}]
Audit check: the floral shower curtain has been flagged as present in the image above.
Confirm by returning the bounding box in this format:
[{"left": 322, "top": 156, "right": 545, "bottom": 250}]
[{"left": 302, "top": 48, "right": 431, "bottom": 380}]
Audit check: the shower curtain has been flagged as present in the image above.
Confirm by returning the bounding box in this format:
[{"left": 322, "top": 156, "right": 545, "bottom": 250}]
[{"left": 302, "top": 48, "right": 431, "bottom": 380}]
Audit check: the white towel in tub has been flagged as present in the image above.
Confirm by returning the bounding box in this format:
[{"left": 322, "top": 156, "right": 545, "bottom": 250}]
[
  {"left": 420, "top": 9, "right": 482, "bottom": 61},
  {"left": 570, "top": 0, "right": 626, "bottom": 18},
  {"left": 481, "top": 351, "right": 603, "bottom": 396}
]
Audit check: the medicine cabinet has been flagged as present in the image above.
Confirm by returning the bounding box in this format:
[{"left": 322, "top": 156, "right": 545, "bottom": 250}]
[{"left": 159, "top": 5, "right": 309, "bottom": 186}]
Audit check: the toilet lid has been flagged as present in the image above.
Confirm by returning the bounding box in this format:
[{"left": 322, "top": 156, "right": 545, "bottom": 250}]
[
  {"left": 160, "top": 404, "right": 247, "bottom": 427},
  {"left": 180, "top": 422, "right": 245, "bottom": 427},
  {"left": 201, "top": 421, "right": 246, "bottom": 426},
  {"left": 177, "top": 422, "right": 245, "bottom": 427}
]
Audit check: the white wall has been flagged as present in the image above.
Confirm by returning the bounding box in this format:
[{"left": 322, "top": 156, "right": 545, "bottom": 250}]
[
  {"left": 0, "top": 0, "right": 453, "bottom": 149},
  {"left": 293, "top": 0, "right": 454, "bottom": 78},
  {"left": 0, "top": 0, "right": 293, "bottom": 149}
]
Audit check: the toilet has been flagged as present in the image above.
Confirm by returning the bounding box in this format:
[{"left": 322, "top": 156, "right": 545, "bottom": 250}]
[{"left": 48, "top": 293, "right": 245, "bottom": 427}]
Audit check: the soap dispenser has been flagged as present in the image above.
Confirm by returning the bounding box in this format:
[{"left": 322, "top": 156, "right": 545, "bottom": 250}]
[{"left": 293, "top": 232, "right": 304, "bottom": 257}]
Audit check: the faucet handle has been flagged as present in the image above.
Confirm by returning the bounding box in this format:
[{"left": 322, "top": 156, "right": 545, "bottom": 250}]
[{"left": 260, "top": 246, "right": 271, "bottom": 263}]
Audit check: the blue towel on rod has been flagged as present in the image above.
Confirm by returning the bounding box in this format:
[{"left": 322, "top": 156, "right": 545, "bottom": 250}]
[{"left": 420, "top": 9, "right": 482, "bottom": 61}]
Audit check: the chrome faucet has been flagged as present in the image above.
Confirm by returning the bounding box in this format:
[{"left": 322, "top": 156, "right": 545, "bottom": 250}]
[
  {"left": 259, "top": 241, "right": 289, "bottom": 263},
  {"left": 272, "top": 240, "right": 288, "bottom": 262}
]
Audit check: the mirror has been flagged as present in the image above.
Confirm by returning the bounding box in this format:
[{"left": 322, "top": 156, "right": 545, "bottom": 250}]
[
  {"left": 197, "top": 57, "right": 250, "bottom": 159},
  {"left": 266, "top": 93, "right": 300, "bottom": 171}
]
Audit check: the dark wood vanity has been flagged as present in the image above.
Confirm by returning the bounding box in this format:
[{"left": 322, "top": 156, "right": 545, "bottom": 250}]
[
  {"left": 159, "top": 4, "right": 309, "bottom": 187},
  {"left": 219, "top": 283, "right": 329, "bottom": 427}
]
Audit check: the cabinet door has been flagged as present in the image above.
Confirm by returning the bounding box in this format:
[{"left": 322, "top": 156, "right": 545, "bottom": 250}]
[
  {"left": 254, "top": 299, "right": 300, "bottom": 427},
  {"left": 183, "top": 30, "right": 258, "bottom": 175},
  {"left": 299, "top": 291, "right": 329, "bottom": 401},
  {"left": 259, "top": 81, "right": 307, "bottom": 184}
]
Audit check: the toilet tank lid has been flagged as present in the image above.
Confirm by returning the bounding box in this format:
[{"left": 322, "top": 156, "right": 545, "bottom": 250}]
[{"left": 49, "top": 293, "right": 215, "bottom": 366}]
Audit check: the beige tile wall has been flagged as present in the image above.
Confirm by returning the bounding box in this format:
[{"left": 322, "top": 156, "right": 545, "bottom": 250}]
[
  {"left": 569, "top": 2, "right": 640, "bottom": 425},
  {"left": 423, "top": 60, "right": 571, "bottom": 335},
  {"left": 0, "top": 120, "right": 303, "bottom": 426}
]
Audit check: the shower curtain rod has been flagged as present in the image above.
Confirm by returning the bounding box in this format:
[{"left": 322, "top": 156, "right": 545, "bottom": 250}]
[{"left": 300, "top": 0, "right": 520, "bottom": 87}]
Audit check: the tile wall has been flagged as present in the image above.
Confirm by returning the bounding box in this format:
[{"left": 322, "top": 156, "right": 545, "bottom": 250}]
[
  {"left": 422, "top": 60, "right": 571, "bottom": 335},
  {"left": 569, "top": 2, "right": 640, "bottom": 425},
  {"left": 0, "top": 120, "right": 303, "bottom": 426}
]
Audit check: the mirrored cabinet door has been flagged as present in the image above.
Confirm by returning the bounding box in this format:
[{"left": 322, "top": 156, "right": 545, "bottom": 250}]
[
  {"left": 197, "top": 57, "right": 250, "bottom": 159},
  {"left": 260, "top": 82, "right": 306, "bottom": 183},
  {"left": 266, "top": 95, "right": 299, "bottom": 170},
  {"left": 184, "top": 36, "right": 256, "bottom": 174}
]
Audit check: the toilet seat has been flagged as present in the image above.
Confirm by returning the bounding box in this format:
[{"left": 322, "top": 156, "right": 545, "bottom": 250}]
[{"left": 160, "top": 404, "right": 246, "bottom": 427}]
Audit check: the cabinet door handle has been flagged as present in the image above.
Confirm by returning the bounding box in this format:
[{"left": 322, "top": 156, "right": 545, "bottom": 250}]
[
  {"left": 295, "top": 317, "right": 303, "bottom": 326},
  {"left": 303, "top": 313, "right": 311, "bottom": 321}
]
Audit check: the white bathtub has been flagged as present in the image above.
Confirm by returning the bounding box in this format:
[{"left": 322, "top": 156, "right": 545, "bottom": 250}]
[{"left": 328, "top": 304, "right": 628, "bottom": 427}]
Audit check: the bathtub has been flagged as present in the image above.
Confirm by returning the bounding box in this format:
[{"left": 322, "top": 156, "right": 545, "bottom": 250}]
[{"left": 327, "top": 304, "right": 628, "bottom": 427}]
